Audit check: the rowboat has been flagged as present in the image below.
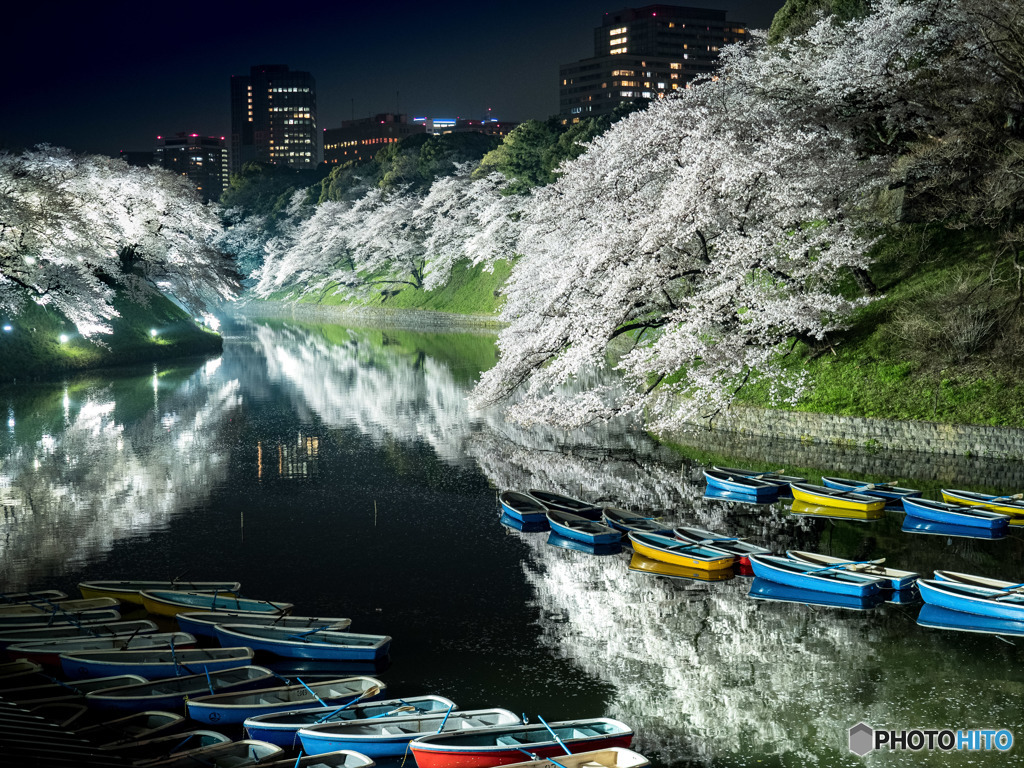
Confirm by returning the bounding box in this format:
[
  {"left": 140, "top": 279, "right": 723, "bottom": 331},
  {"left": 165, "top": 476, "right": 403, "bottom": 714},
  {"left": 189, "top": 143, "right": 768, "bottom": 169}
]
[
  {"left": 499, "top": 513, "right": 550, "bottom": 534},
  {"left": 0, "top": 659, "right": 45, "bottom": 688},
  {"left": 299, "top": 708, "right": 521, "bottom": 757},
  {"left": 747, "top": 578, "right": 887, "bottom": 611},
  {"left": 918, "top": 578, "right": 1024, "bottom": 620},
  {"left": 790, "top": 483, "right": 886, "bottom": 512},
  {"left": 940, "top": 489, "right": 1024, "bottom": 521},
  {"left": 627, "top": 553, "right": 735, "bottom": 582},
  {"left": 260, "top": 750, "right": 377, "bottom": 768},
  {"left": 244, "top": 694, "right": 457, "bottom": 747},
  {"left": 711, "top": 466, "right": 804, "bottom": 488},
  {"left": 60, "top": 646, "right": 255, "bottom": 680},
  {"left": 703, "top": 487, "right": 777, "bottom": 505},
  {"left": 8, "top": 631, "right": 196, "bottom": 667},
  {"left": 85, "top": 664, "right": 276, "bottom": 713},
  {"left": 545, "top": 509, "right": 621, "bottom": 545},
  {"left": 177, "top": 611, "right": 351, "bottom": 641},
  {"left": 0, "top": 620, "right": 158, "bottom": 650},
  {"left": 0, "top": 597, "right": 119, "bottom": 615},
  {"left": 547, "top": 532, "right": 622, "bottom": 557},
  {"left": 98, "top": 729, "right": 232, "bottom": 761},
  {"left": 786, "top": 551, "right": 918, "bottom": 590},
  {"left": 408, "top": 717, "right": 634, "bottom": 768},
  {"left": 186, "top": 675, "right": 384, "bottom": 725},
  {"left": 4, "top": 674, "right": 148, "bottom": 705},
  {"left": 214, "top": 624, "right": 391, "bottom": 661},
  {"left": 627, "top": 532, "right": 735, "bottom": 571},
  {"left": 673, "top": 526, "right": 770, "bottom": 566},
  {"left": 901, "top": 516, "right": 1007, "bottom": 540},
  {"left": 142, "top": 739, "right": 283, "bottom": 767},
  {"left": 0, "top": 589, "right": 68, "bottom": 604},
  {"left": 499, "top": 491, "right": 550, "bottom": 526},
  {"left": 140, "top": 590, "right": 293, "bottom": 618},
  {"left": 902, "top": 497, "right": 1011, "bottom": 531},
  {"left": 75, "top": 710, "right": 186, "bottom": 746},
  {"left": 917, "top": 603, "right": 1024, "bottom": 637},
  {"left": 601, "top": 508, "right": 672, "bottom": 536},
  {"left": 820, "top": 476, "right": 921, "bottom": 501},
  {"left": 933, "top": 570, "right": 1024, "bottom": 591},
  {"left": 703, "top": 469, "right": 779, "bottom": 500},
  {"left": 527, "top": 489, "right": 603, "bottom": 520},
  {"left": 79, "top": 579, "right": 241, "bottom": 605},
  {"left": 788, "top": 498, "right": 885, "bottom": 522},
  {"left": 747, "top": 554, "right": 887, "bottom": 598},
  {"left": 497, "top": 748, "right": 649, "bottom": 768},
  {"left": 0, "top": 607, "right": 122, "bottom": 628}
]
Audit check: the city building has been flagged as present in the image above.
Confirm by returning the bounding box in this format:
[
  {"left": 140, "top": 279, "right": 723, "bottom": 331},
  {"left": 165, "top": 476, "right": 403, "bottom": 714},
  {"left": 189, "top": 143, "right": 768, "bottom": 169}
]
[
  {"left": 153, "top": 133, "right": 229, "bottom": 202},
  {"left": 323, "top": 113, "right": 425, "bottom": 165},
  {"left": 230, "top": 64, "right": 318, "bottom": 173},
  {"left": 411, "top": 117, "right": 518, "bottom": 137},
  {"left": 559, "top": 4, "right": 747, "bottom": 122}
]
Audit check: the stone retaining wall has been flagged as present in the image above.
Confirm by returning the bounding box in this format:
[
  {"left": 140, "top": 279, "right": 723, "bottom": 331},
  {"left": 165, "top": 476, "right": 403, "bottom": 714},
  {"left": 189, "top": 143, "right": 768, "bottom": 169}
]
[{"left": 231, "top": 300, "right": 502, "bottom": 331}]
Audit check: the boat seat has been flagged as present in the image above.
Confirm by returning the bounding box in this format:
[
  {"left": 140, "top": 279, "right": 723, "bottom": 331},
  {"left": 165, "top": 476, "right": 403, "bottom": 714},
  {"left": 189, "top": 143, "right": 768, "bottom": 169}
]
[
  {"left": 381, "top": 726, "right": 408, "bottom": 736},
  {"left": 496, "top": 735, "right": 522, "bottom": 746},
  {"left": 572, "top": 728, "right": 600, "bottom": 738}
]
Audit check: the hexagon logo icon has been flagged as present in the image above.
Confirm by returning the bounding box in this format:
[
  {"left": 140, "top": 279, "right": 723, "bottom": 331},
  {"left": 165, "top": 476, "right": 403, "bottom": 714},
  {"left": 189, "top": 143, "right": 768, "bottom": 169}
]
[{"left": 849, "top": 722, "right": 875, "bottom": 756}]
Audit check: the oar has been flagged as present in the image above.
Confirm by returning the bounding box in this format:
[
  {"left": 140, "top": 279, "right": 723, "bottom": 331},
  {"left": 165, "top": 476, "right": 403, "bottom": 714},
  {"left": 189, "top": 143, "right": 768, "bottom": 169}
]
[
  {"left": 435, "top": 703, "right": 455, "bottom": 732},
  {"left": 116, "top": 625, "right": 144, "bottom": 650},
  {"left": 295, "top": 677, "right": 328, "bottom": 708},
  {"left": 537, "top": 715, "right": 572, "bottom": 755},
  {"left": 752, "top": 469, "right": 785, "bottom": 479},
  {"left": 366, "top": 705, "right": 416, "bottom": 719},
  {"left": 312, "top": 684, "right": 382, "bottom": 723},
  {"left": 991, "top": 493, "right": 1024, "bottom": 502},
  {"left": 293, "top": 751, "right": 304, "bottom": 768},
  {"left": 806, "top": 558, "right": 885, "bottom": 574},
  {"left": 285, "top": 626, "right": 330, "bottom": 641}
]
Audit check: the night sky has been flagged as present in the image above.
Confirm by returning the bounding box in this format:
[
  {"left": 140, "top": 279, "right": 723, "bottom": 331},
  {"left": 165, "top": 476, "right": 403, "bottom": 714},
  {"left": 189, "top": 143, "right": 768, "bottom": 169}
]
[{"left": 2, "top": 1, "right": 786, "bottom": 158}]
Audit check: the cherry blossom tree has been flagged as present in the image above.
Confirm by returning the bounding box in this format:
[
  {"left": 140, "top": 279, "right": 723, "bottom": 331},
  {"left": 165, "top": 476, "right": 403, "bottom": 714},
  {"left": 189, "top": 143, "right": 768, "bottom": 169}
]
[{"left": 0, "top": 147, "right": 238, "bottom": 336}]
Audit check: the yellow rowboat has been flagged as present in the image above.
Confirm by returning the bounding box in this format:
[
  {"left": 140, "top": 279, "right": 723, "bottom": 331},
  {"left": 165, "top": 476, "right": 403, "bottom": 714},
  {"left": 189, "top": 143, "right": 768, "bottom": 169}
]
[
  {"left": 790, "top": 498, "right": 885, "bottom": 521},
  {"left": 627, "top": 553, "right": 735, "bottom": 582},
  {"left": 627, "top": 532, "right": 735, "bottom": 571},
  {"left": 0, "top": 597, "right": 119, "bottom": 616},
  {"left": 790, "top": 482, "right": 886, "bottom": 513},
  {"left": 140, "top": 590, "right": 292, "bottom": 618},
  {"left": 940, "top": 489, "right": 1024, "bottom": 523},
  {"left": 79, "top": 580, "right": 240, "bottom": 606}
]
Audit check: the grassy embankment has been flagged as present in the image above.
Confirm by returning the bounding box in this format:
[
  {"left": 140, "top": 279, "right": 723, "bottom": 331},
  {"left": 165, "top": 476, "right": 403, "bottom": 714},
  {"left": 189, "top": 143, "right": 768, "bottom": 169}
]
[{"left": 0, "top": 291, "right": 222, "bottom": 384}]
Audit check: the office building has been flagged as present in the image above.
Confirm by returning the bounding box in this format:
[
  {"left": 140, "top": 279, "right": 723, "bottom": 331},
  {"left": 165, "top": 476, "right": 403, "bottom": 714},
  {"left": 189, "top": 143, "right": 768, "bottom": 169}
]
[
  {"left": 323, "top": 114, "right": 425, "bottom": 165},
  {"left": 411, "top": 117, "right": 518, "bottom": 137},
  {"left": 560, "top": 4, "right": 747, "bottom": 121},
  {"left": 154, "top": 133, "right": 229, "bottom": 202},
  {"left": 230, "top": 64, "right": 318, "bottom": 173}
]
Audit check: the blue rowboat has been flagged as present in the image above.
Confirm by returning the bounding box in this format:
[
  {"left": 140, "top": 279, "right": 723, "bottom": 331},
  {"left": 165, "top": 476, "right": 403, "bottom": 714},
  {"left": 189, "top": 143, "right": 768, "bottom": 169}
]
[
  {"left": 820, "top": 476, "right": 921, "bottom": 501},
  {"left": 747, "top": 578, "right": 887, "bottom": 611},
  {"left": 527, "top": 489, "right": 603, "bottom": 520},
  {"left": 8, "top": 631, "right": 197, "bottom": 668},
  {"left": 499, "top": 491, "right": 550, "bottom": 525},
  {"left": 602, "top": 508, "right": 672, "bottom": 535},
  {"left": 933, "top": 571, "right": 1022, "bottom": 590},
  {"left": 60, "top": 646, "right": 255, "bottom": 680},
  {"left": 85, "top": 665, "right": 276, "bottom": 713},
  {"left": 499, "top": 513, "right": 550, "bottom": 534},
  {"left": 703, "top": 487, "right": 777, "bottom": 505},
  {"left": 545, "top": 509, "right": 621, "bottom": 546},
  {"left": 902, "top": 497, "right": 1011, "bottom": 531},
  {"left": 176, "top": 611, "right": 351, "bottom": 641},
  {"left": 703, "top": 469, "right": 778, "bottom": 500},
  {"left": 785, "top": 551, "right": 919, "bottom": 590},
  {"left": 244, "top": 694, "right": 456, "bottom": 747},
  {"left": 298, "top": 708, "right": 521, "bottom": 757},
  {"left": 918, "top": 579, "right": 1024, "bottom": 620},
  {"left": 214, "top": 624, "right": 391, "bottom": 662},
  {"left": 901, "top": 517, "right": 1006, "bottom": 540},
  {"left": 673, "top": 526, "right": 771, "bottom": 566},
  {"left": 4, "top": 674, "right": 149, "bottom": 705},
  {"left": 186, "top": 675, "right": 384, "bottom": 725},
  {"left": 940, "top": 488, "right": 1024, "bottom": 520},
  {"left": 140, "top": 590, "right": 293, "bottom": 618},
  {"left": 747, "top": 554, "right": 886, "bottom": 598},
  {"left": 546, "top": 532, "right": 622, "bottom": 557},
  {"left": 917, "top": 604, "right": 1024, "bottom": 637},
  {"left": 711, "top": 466, "right": 804, "bottom": 489}
]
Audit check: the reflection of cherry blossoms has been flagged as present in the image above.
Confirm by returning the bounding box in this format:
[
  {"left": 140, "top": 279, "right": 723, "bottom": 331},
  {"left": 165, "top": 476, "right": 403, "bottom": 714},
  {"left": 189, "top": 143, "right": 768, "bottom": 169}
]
[{"left": 0, "top": 360, "right": 239, "bottom": 591}]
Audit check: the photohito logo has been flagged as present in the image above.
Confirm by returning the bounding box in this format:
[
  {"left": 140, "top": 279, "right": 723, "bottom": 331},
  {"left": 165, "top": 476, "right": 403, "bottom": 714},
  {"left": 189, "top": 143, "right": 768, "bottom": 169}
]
[{"left": 849, "top": 722, "right": 1014, "bottom": 755}]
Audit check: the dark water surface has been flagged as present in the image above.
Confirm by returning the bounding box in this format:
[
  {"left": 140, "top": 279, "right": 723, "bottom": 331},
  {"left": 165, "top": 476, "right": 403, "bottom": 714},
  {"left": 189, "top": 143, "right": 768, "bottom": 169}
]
[{"left": 2, "top": 317, "right": 1023, "bottom": 767}]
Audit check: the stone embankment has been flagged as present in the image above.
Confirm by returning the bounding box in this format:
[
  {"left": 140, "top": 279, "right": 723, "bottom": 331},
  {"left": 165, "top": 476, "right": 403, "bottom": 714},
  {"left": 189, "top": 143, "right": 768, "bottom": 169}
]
[{"left": 232, "top": 300, "right": 502, "bottom": 331}]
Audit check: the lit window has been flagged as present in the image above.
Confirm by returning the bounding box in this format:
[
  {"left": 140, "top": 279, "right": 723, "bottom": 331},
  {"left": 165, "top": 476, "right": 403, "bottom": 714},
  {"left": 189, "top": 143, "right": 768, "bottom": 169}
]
[
  {"left": 608, "top": 26, "right": 626, "bottom": 35},
  {"left": 670, "top": 62, "right": 682, "bottom": 70},
  {"left": 610, "top": 47, "right": 627, "bottom": 55},
  {"left": 609, "top": 36, "right": 627, "bottom": 46}
]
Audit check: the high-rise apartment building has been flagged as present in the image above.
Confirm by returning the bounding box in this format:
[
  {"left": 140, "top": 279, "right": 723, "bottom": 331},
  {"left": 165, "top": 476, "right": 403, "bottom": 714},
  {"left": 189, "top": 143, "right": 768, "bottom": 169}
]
[
  {"left": 230, "top": 64, "right": 318, "bottom": 173},
  {"left": 154, "top": 133, "right": 229, "bottom": 202},
  {"left": 560, "top": 4, "right": 747, "bottom": 122}
]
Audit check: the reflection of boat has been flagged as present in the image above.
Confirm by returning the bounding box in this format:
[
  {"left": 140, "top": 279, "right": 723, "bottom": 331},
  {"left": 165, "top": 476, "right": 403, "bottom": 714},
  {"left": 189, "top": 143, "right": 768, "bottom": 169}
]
[
  {"left": 528, "top": 489, "right": 603, "bottom": 520},
  {"left": 918, "top": 579, "right": 1024, "bottom": 620},
  {"left": 703, "top": 469, "right": 778, "bottom": 501},
  {"left": 940, "top": 489, "right": 1024, "bottom": 521},
  {"left": 934, "top": 571, "right": 1024, "bottom": 591},
  {"left": 917, "top": 603, "right": 1024, "bottom": 636},
  {"left": 748, "top": 554, "right": 886, "bottom": 597},
  {"left": 711, "top": 466, "right": 804, "bottom": 488},
  {"left": 900, "top": 517, "right": 1007, "bottom": 540},
  {"left": 546, "top": 509, "right": 621, "bottom": 546},
  {"left": 546, "top": 532, "right": 622, "bottom": 557},
  {"left": 747, "top": 578, "right": 886, "bottom": 611},
  {"left": 61, "top": 646, "right": 255, "bottom": 680},
  {"left": 903, "top": 498, "right": 1010, "bottom": 531},
  {"left": 628, "top": 532, "right": 735, "bottom": 570},
  {"left": 703, "top": 487, "right": 776, "bottom": 505},
  {"left": 262, "top": 657, "right": 392, "bottom": 678},
  {"left": 791, "top": 483, "right": 886, "bottom": 512},
  {"left": 821, "top": 476, "right": 920, "bottom": 501},
  {"left": 85, "top": 665, "right": 276, "bottom": 713},
  {"left": 176, "top": 611, "right": 351, "bottom": 641},
  {"left": 141, "top": 590, "right": 293, "bottom": 618},
  {"left": 79, "top": 580, "right": 241, "bottom": 606},
  {"left": 499, "top": 747, "right": 650, "bottom": 768},
  {"left": 627, "top": 553, "right": 734, "bottom": 582},
  {"left": 602, "top": 507, "right": 672, "bottom": 535},
  {"left": 500, "top": 513, "right": 551, "bottom": 534},
  {"left": 785, "top": 551, "right": 918, "bottom": 590},
  {"left": 674, "top": 526, "right": 771, "bottom": 566},
  {"left": 214, "top": 624, "right": 391, "bottom": 661},
  {"left": 244, "top": 694, "right": 457, "bottom": 747},
  {"left": 408, "top": 718, "right": 635, "bottom": 768},
  {"left": 298, "top": 708, "right": 521, "bottom": 758},
  {"left": 499, "top": 491, "right": 550, "bottom": 525},
  {"left": 789, "top": 499, "right": 884, "bottom": 521}
]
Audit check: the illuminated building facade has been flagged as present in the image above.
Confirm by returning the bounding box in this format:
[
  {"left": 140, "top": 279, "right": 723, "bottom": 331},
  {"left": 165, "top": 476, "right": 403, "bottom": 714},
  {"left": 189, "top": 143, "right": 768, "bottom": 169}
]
[
  {"left": 411, "top": 117, "right": 518, "bottom": 137},
  {"left": 154, "top": 133, "right": 228, "bottom": 202},
  {"left": 230, "top": 64, "right": 318, "bottom": 173},
  {"left": 322, "top": 113, "right": 425, "bottom": 165},
  {"left": 559, "top": 4, "right": 747, "bottom": 122}
]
